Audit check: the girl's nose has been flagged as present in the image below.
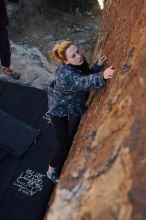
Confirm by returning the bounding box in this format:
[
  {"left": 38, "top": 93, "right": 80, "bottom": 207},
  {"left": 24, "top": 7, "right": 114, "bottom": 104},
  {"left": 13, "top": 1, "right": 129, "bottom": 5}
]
[{"left": 77, "top": 53, "right": 82, "bottom": 59}]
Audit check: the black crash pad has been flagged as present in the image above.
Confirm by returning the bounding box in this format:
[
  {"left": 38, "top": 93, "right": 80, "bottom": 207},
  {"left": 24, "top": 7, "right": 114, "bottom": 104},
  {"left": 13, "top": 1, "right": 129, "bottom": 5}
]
[{"left": 0, "top": 80, "right": 57, "bottom": 220}]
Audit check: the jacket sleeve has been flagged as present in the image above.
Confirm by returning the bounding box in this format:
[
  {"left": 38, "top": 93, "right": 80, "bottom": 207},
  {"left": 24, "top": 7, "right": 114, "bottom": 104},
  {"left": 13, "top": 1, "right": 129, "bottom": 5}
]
[
  {"left": 64, "top": 71, "right": 106, "bottom": 91},
  {"left": 90, "top": 63, "right": 103, "bottom": 74}
]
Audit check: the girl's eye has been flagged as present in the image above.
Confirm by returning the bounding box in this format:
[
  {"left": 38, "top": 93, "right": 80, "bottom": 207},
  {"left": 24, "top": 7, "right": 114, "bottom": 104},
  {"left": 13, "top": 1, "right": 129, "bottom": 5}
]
[{"left": 71, "top": 54, "right": 75, "bottom": 58}]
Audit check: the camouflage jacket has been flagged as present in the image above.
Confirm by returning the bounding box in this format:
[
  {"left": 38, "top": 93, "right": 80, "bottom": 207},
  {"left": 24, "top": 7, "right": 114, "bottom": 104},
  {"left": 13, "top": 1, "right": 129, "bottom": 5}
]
[{"left": 47, "top": 59, "right": 106, "bottom": 116}]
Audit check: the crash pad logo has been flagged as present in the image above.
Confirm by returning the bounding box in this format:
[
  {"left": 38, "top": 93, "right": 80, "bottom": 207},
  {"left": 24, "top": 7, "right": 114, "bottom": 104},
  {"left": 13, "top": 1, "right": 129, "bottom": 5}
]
[{"left": 13, "top": 169, "right": 45, "bottom": 196}]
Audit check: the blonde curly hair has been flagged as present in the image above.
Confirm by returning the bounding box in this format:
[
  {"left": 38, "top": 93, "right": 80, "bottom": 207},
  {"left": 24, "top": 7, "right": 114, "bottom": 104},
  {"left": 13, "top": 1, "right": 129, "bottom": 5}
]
[{"left": 50, "top": 40, "right": 73, "bottom": 63}]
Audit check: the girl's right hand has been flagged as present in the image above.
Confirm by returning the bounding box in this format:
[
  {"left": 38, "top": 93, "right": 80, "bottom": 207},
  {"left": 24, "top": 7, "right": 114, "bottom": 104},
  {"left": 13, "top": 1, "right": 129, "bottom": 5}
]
[
  {"left": 103, "top": 66, "right": 115, "bottom": 79},
  {"left": 97, "top": 55, "right": 107, "bottom": 66}
]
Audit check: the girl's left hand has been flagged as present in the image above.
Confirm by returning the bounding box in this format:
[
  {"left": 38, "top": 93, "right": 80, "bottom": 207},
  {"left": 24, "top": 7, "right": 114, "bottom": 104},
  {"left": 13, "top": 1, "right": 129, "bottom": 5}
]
[{"left": 97, "top": 55, "right": 107, "bottom": 66}]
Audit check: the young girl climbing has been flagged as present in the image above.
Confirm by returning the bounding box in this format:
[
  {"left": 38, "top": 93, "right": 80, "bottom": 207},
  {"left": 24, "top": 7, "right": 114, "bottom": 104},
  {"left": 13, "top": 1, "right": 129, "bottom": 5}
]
[{"left": 45, "top": 40, "right": 114, "bottom": 183}]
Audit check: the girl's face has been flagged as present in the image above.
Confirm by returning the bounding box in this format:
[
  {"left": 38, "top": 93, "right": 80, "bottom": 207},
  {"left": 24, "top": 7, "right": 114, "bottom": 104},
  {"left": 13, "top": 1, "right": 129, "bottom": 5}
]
[{"left": 64, "top": 45, "right": 84, "bottom": 65}]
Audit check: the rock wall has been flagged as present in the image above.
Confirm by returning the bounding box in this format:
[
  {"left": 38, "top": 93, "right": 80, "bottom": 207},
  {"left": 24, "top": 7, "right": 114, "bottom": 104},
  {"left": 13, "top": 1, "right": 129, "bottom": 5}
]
[{"left": 46, "top": 0, "right": 146, "bottom": 219}]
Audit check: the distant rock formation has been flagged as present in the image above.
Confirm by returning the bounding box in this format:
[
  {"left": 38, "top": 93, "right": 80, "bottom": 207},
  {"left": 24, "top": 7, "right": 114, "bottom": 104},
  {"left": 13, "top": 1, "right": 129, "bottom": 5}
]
[{"left": 45, "top": 0, "right": 146, "bottom": 219}]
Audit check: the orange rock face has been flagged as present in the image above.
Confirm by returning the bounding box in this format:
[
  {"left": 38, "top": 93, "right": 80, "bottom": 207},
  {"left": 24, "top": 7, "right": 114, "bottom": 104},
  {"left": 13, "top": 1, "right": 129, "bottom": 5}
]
[{"left": 46, "top": 0, "right": 146, "bottom": 219}]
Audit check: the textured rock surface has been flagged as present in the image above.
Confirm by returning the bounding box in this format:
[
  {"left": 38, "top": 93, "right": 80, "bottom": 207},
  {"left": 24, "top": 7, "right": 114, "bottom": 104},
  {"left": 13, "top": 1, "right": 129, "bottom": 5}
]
[{"left": 46, "top": 0, "right": 146, "bottom": 219}]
